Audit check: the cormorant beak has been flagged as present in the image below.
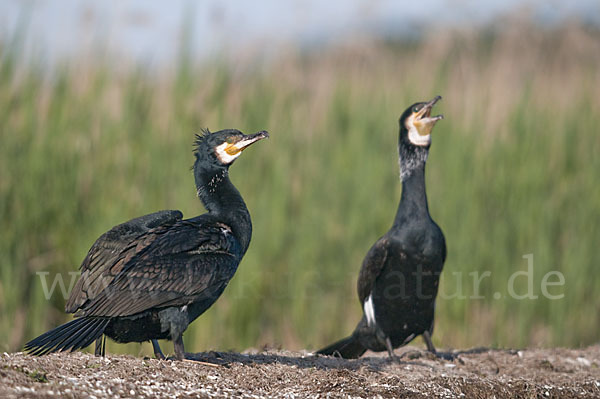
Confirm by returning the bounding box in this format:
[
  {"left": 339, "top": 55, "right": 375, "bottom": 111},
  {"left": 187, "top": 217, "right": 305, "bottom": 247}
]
[
  {"left": 414, "top": 95, "right": 444, "bottom": 136},
  {"left": 224, "top": 131, "right": 269, "bottom": 156}
]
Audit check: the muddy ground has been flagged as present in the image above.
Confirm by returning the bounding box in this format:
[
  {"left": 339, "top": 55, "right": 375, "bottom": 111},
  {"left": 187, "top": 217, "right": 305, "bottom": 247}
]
[{"left": 1, "top": 346, "right": 599, "bottom": 398}]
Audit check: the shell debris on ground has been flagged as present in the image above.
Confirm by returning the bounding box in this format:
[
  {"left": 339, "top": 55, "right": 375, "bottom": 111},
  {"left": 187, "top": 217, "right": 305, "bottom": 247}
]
[{"left": 1, "top": 346, "right": 599, "bottom": 398}]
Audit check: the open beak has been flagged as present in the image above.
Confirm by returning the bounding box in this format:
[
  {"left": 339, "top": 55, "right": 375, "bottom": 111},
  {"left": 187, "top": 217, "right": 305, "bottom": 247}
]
[
  {"left": 414, "top": 96, "right": 444, "bottom": 136},
  {"left": 225, "top": 131, "right": 269, "bottom": 155}
]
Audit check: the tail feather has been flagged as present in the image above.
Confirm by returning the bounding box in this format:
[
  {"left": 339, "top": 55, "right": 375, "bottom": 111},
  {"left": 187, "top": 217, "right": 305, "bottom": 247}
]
[
  {"left": 25, "top": 320, "right": 88, "bottom": 356},
  {"left": 24, "top": 318, "right": 110, "bottom": 356},
  {"left": 71, "top": 321, "right": 108, "bottom": 352},
  {"left": 30, "top": 319, "right": 95, "bottom": 356},
  {"left": 316, "top": 335, "right": 367, "bottom": 359},
  {"left": 53, "top": 318, "right": 104, "bottom": 353},
  {"left": 24, "top": 318, "right": 82, "bottom": 350}
]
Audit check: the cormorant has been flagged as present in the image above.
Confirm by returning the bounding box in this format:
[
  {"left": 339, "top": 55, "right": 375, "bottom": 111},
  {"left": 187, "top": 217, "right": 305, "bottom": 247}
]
[
  {"left": 317, "top": 96, "right": 446, "bottom": 359},
  {"left": 24, "top": 128, "right": 268, "bottom": 360}
]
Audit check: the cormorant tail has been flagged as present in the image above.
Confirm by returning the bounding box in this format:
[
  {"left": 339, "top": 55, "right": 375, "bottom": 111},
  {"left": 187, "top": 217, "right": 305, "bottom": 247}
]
[
  {"left": 24, "top": 318, "right": 110, "bottom": 356},
  {"left": 316, "top": 335, "right": 367, "bottom": 359}
]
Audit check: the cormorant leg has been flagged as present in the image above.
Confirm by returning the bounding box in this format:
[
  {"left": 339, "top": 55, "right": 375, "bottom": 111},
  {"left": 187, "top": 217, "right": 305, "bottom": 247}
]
[
  {"left": 422, "top": 331, "right": 436, "bottom": 354},
  {"left": 173, "top": 335, "right": 185, "bottom": 360},
  {"left": 385, "top": 337, "right": 399, "bottom": 362},
  {"left": 94, "top": 336, "right": 106, "bottom": 357},
  {"left": 152, "top": 340, "right": 166, "bottom": 360},
  {"left": 422, "top": 331, "right": 455, "bottom": 360}
]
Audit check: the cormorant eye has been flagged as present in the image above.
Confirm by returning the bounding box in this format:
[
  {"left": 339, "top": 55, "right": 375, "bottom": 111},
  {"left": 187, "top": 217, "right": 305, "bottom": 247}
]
[
  {"left": 226, "top": 137, "right": 235, "bottom": 144},
  {"left": 413, "top": 106, "right": 421, "bottom": 113}
]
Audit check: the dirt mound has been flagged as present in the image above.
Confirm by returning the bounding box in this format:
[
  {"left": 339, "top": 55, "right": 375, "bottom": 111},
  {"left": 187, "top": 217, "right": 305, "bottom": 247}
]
[{"left": 1, "top": 346, "right": 599, "bottom": 398}]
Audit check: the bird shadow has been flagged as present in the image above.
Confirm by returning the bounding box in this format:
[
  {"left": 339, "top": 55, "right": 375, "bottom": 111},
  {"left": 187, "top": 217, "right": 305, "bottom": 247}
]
[{"left": 181, "top": 347, "right": 501, "bottom": 371}]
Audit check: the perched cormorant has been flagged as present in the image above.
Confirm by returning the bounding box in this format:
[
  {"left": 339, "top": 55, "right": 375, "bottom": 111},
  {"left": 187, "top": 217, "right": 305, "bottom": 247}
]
[
  {"left": 24, "top": 128, "right": 268, "bottom": 360},
  {"left": 317, "top": 96, "right": 446, "bottom": 359}
]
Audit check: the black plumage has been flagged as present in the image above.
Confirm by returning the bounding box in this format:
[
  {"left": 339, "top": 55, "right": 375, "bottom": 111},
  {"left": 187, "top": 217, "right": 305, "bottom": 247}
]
[
  {"left": 25, "top": 128, "right": 268, "bottom": 360},
  {"left": 317, "top": 96, "right": 446, "bottom": 359}
]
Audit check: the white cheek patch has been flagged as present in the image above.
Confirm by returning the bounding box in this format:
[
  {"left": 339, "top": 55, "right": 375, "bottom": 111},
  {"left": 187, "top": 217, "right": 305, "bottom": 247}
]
[
  {"left": 407, "top": 124, "right": 431, "bottom": 146},
  {"left": 215, "top": 142, "right": 242, "bottom": 165},
  {"left": 405, "top": 114, "right": 432, "bottom": 147},
  {"left": 364, "top": 293, "right": 376, "bottom": 327}
]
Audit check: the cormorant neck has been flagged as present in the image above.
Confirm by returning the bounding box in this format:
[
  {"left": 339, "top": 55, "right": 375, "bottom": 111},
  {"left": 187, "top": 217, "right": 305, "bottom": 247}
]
[
  {"left": 195, "top": 166, "right": 252, "bottom": 252},
  {"left": 394, "top": 143, "right": 430, "bottom": 224}
]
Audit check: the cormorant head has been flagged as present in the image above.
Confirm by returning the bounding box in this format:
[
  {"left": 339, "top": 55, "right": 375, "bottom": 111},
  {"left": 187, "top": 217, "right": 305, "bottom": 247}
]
[
  {"left": 193, "top": 128, "right": 269, "bottom": 170},
  {"left": 399, "top": 95, "right": 444, "bottom": 148}
]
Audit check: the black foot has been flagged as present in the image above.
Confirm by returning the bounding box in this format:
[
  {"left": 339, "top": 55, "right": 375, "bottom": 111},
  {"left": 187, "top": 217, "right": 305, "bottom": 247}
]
[
  {"left": 400, "top": 349, "right": 456, "bottom": 361},
  {"left": 434, "top": 351, "right": 457, "bottom": 361},
  {"left": 167, "top": 352, "right": 194, "bottom": 361},
  {"left": 422, "top": 331, "right": 454, "bottom": 360},
  {"left": 400, "top": 350, "right": 423, "bottom": 360}
]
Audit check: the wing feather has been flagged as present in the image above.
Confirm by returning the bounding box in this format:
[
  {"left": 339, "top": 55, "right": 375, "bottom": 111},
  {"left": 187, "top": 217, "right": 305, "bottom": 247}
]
[
  {"left": 66, "top": 210, "right": 183, "bottom": 313},
  {"left": 357, "top": 237, "right": 390, "bottom": 304},
  {"left": 74, "top": 218, "right": 240, "bottom": 317}
]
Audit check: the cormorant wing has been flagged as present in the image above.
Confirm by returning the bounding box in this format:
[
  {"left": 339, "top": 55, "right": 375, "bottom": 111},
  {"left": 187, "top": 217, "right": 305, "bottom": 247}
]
[
  {"left": 65, "top": 210, "right": 183, "bottom": 313},
  {"left": 71, "top": 215, "right": 241, "bottom": 318},
  {"left": 357, "top": 236, "right": 390, "bottom": 305}
]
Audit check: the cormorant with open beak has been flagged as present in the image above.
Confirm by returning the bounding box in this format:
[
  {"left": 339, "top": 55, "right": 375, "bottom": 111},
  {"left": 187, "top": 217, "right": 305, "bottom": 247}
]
[{"left": 317, "top": 97, "right": 446, "bottom": 359}]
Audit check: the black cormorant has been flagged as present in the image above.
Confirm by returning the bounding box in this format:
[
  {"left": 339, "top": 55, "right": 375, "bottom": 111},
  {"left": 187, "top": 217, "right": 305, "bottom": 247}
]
[
  {"left": 317, "top": 96, "right": 446, "bottom": 359},
  {"left": 24, "top": 128, "right": 268, "bottom": 360}
]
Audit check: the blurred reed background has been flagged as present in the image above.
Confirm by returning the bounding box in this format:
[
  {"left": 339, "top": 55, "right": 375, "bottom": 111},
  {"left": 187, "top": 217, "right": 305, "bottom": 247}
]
[{"left": 1, "top": 14, "right": 599, "bottom": 356}]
